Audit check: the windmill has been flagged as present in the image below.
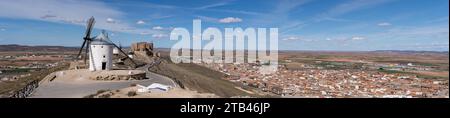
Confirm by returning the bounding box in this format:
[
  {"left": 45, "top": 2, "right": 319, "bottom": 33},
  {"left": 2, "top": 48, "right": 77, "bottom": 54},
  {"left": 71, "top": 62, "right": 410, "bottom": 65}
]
[{"left": 77, "top": 16, "right": 137, "bottom": 70}]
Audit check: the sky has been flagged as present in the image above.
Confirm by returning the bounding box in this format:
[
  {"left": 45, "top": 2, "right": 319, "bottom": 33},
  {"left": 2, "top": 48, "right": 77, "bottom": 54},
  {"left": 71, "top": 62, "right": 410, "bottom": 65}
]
[{"left": 0, "top": 0, "right": 448, "bottom": 51}]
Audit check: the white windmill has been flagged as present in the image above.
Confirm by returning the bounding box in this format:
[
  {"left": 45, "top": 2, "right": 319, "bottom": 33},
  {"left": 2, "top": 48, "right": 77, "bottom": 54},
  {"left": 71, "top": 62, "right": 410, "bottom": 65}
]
[{"left": 77, "top": 17, "right": 136, "bottom": 71}]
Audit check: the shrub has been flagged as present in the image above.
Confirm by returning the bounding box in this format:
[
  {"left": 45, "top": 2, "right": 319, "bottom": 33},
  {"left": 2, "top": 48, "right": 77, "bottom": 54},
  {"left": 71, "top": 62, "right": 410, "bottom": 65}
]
[
  {"left": 83, "top": 94, "right": 95, "bottom": 98},
  {"left": 127, "top": 91, "right": 137, "bottom": 97},
  {"left": 96, "top": 89, "right": 109, "bottom": 94},
  {"left": 98, "top": 93, "right": 111, "bottom": 98}
]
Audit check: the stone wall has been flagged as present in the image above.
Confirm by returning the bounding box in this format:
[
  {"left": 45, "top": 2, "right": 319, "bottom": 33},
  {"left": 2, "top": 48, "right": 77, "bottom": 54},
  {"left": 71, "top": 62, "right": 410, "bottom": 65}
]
[
  {"left": 90, "top": 73, "right": 146, "bottom": 81},
  {"left": 131, "top": 42, "right": 153, "bottom": 52},
  {"left": 131, "top": 42, "right": 154, "bottom": 56},
  {"left": 9, "top": 80, "right": 39, "bottom": 98}
]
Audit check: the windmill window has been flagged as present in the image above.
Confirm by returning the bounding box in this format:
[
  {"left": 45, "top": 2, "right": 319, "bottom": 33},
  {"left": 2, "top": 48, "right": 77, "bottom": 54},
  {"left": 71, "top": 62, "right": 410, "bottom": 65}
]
[
  {"left": 103, "top": 55, "right": 105, "bottom": 58},
  {"left": 101, "top": 46, "right": 103, "bottom": 48}
]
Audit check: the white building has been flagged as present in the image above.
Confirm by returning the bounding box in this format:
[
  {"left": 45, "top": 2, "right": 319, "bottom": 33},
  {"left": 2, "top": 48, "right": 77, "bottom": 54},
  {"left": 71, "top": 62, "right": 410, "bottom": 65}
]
[
  {"left": 89, "top": 32, "right": 114, "bottom": 71},
  {"left": 137, "top": 83, "right": 172, "bottom": 92}
]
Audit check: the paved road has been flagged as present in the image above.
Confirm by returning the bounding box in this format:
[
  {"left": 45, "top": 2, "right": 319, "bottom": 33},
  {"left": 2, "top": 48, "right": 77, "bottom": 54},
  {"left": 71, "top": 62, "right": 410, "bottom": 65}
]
[
  {"left": 137, "top": 58, "right": 177, "bottom": 87},
  {"left": 30, "top": 62, "right": 176, "bottom": 98}
]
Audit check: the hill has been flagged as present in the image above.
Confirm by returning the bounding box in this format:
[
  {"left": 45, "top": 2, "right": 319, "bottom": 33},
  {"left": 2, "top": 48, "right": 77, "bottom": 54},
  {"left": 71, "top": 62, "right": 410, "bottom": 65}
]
[{"left": 0, "top": 44, "right": 78, "bottom": 52}]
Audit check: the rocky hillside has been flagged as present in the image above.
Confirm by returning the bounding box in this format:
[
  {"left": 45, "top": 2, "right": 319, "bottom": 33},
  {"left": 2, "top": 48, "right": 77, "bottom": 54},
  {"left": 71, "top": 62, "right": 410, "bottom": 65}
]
[{"left": 148, "top": 57, "right": 255, "bottom": 97}]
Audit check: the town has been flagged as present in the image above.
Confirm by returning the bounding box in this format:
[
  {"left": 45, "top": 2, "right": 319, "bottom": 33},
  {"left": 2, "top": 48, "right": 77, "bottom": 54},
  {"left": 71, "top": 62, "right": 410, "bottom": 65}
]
[{"left": 198, "top": 51, "right": 449, "bottom": 98}]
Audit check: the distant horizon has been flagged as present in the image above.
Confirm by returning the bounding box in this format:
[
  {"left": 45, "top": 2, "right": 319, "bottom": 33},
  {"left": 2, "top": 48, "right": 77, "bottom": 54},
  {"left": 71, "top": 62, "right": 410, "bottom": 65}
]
[{"left": 1, "top": 43, "right": 448, "bottom": 52}]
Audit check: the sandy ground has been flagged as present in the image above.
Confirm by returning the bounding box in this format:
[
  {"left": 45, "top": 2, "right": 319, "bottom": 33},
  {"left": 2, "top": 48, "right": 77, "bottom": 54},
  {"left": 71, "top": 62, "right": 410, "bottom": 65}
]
[{"left": 30, "top": 69, "right": 176, "bottom": 98}]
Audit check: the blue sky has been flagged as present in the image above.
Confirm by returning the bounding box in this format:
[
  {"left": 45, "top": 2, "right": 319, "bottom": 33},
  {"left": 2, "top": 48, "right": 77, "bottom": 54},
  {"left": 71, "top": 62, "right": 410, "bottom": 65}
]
[{"left": 0, "top": 0, "right": 448, "bottom": 51}]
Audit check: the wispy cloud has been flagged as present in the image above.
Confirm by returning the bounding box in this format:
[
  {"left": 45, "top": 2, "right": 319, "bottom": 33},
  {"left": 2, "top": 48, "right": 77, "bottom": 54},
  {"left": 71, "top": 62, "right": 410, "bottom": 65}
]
[
  {"left": 377, "top": 22, "right": 392, "bottom": 26},
  {"left": 114, "top": 1, "right": 262, "bottom": 16},
  {"left": 193, "top": 0, "right": 264, "bottom": 16},
  {"left": 196, "top": 16, "right": 243, "bottom": 23},
  {"left": 265, "top": 0, "right": 311, "bottom": 22},
  {"left": 140, "top": 31, "right": 151, "bottom": 35},
  {"left": 40, "top": 14, "right": 57, "bottom": 19},
  {"left": 218, "top": 17, "right": 242, "bottom": 23},
  {"left": 377, "top": 24, "right": 449, "bottom": 38},
  {"left": 281, "top": 36, "right": 314, "bottom": 42},
  {"left": 325, "top": 36, "right": 366, "bottom": 42},
  {"left": 106, "top": 18, "right": 116, "bottom": 24},
  {"left": 281, "top": 0, "right": 394, "bottom": 35},
  {"left": 315, "top": 0, "right": 393, "bottom": 22},
  {"left": 321, "top": 17, "right": 354, "bottom": 22},
  {"left": 351, "top": 36, "right": 366, "bottom": 40},
  {"left": 0, "top": 25, "right": 5, "bottom": 31},
  {"left": 258, "top": 0, "right": 312, "bottom": 34},
  {"left": 250, "top": 0, "right": 312, "bottom": 34},
  {"left": 0, "top": 0, "right": 162, "bottom": 35},
  {"left": 152, "top": 26, "right": 164, "bottom": 30},
  {"left": 113, "top": 2, "right": 179, "bottom": 9},
  {"left": 203, "top": 9, "right": 265, "bottom": 16},
  {"left": 195, "top": 1, "right": 232, "bottom": 9},
  {"left": 196, "top": 15, "right": 219, "bottom": 23},
  {"left": 427, "top": 16, "right": 449, "bottom": 23},
  {"left": 152, "top": 33, "right": 168, "bottom": 39},
  {"left": 136, "top": 20, "right": 146, "bottom": 25},
  {"left": 149, "top": 13, "right": 174, "bottom": 20},
  {"left": 392, "top": 43, "right": 449, "bottom": 50}
]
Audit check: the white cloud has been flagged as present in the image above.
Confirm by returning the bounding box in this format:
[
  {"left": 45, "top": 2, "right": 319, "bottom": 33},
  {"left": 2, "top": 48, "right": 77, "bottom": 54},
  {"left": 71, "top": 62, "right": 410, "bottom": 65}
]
[
  {"left": 152, "top": 34, "right": 168, "bottom": 39},
  {"left": 40, "top": 14, "right": 57, "bottom": 19},
  {"left": 106, "top": 18, "right": 116, "bottom": 24},
  {"left": 0, "top": 28, "right": 5, "bottom": 31},
  {"left": 282, "top": 37, "right": 299, "bottom": 41},
  {"left": 152, "top": 26, "right": 164, "bottom": 30},
  {"left": 0, "top": 0, "right": 162, "bottom": 35},
  {"left": 324, "top": 36, "right": 366, "bottom": 42},
  {"left": 351, "top": 36, "right": 365, "bottom": 40},
  {"left": 282, "top": 36, "right": 313, "bottom": 42},
  {"left": 136, "top": 20, "right": 146, "bottom": 25},
  {"left": 377, "top": 22, "right": 391, "bottom": 26},
  {"left": 219, "top": 17, "right": 242, "bottom": 23}
]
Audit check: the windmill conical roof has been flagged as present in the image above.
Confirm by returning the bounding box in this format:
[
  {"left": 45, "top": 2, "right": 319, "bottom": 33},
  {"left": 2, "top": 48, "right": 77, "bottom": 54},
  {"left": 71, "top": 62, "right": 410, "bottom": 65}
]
[{"left": 91, "top": 31, "right": 113, "bottom": 45}]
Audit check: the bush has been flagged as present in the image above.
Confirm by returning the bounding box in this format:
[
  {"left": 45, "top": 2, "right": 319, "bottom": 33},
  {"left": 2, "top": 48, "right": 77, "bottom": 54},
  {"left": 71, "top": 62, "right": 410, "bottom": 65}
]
[
  {"left": 83, "top": 94, "right": 95, "bottom": 98},
  {"left": 127, "top": 91, "right": 137, "bottom": 97},
  {"left": 96, "top": 89, "right": 109, "bottom": 94},
  {"left": 98, "top": 93, "right": 111, "bottom": 98}
]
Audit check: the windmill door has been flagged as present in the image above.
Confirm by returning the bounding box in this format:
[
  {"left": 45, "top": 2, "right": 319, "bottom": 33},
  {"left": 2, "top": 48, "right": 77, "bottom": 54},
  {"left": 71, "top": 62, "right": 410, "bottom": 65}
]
[{"left": 102, "top": 62, "right": 106, "bottom": 70}]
